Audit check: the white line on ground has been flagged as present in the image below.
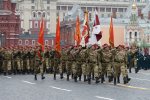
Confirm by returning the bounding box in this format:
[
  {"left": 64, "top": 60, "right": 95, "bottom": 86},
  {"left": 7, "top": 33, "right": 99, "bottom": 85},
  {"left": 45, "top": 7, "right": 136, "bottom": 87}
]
[
  {"left": 95, "top": 96, "right": 115, "bottom": 100},
  {"left": 106, "top": 82, "right": 149, "bottom": 90},
  {"left": 138, "top": 72, "right": 150, "bottom": 76},
  {"left": 50, "top": 86, "right": 72, "bottom": 92},
  {"left": 130, "top": 77, "right": 150, "bottom": 82},
  {"left": 4, "top": 76, "right": 12, "bottom": 79},
  {"left": 22, "top": 80, "right": 36, "bottom": 85}
]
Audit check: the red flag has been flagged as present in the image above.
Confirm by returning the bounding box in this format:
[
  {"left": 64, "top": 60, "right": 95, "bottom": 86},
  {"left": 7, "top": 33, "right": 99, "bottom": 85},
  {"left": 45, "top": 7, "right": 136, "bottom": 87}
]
[
  {"left": 109, "top": 17, "right": 114, "bottom": 48},
  {"left": 55, "top": 16, "right": 61, "bottom": 52},
  {"left": 38, "top": 18, "right": 44, "bottom": 51},
  {"left": 75, "top": 16, "right": 81, "bottom": 46},
  {"left": 81, "top": 10, "right": 90, "bottom": 44}
]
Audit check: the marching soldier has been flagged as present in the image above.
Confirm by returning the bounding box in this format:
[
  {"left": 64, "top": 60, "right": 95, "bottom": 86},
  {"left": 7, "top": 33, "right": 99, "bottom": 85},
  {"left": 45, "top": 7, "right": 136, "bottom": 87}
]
[
  {"left": 128, "top": 44, "right": 138, "bottom": 73},
  {"left": 34, "top": 45, "right": 45, "bottom": 80},
  {"left": 113, "top": 45, "right": 131, "bottom": 85},
  {"left": 87, "top": 44, "right": 100, "bottom": 84},
  {"left": 29, "top": 47, "right": 35, "bottom": 74},
  {"left": 79, "top": 46, "right": 88, "bottom": 82},
  {"left": 59, "top": 47, "right": 67, "bottom": 79},
  {"left": 3, "top": 48, "right": 12, "bottom": 75},
  {"left": 44, "top": 46, "right": 50, "bottom": 73},
  {"left": 101, "top": 44, "right": 113, "bottom": 83},
  {"left": 66, "top": 46, "right": 74, "bottom": 81},
  {"left": 0, "top": 48, "right": 4, "bottom": 75}
]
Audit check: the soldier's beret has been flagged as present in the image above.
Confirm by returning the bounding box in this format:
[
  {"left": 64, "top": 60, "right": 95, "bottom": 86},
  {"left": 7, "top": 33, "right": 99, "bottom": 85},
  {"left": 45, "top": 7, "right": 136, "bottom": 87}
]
[{"left": 102, "top": 44, "right": 109, "bottom": 48}]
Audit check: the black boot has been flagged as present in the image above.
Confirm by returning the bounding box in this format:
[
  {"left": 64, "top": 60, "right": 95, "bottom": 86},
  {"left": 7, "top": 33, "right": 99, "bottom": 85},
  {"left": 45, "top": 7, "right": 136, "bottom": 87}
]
[
  {"left": 88, "top": 75, "right": 91, "bottom": 84},
  {"left": 117, "top": 76, "right": 120, "bottom": 83},
  {"left": 54, "top": 73, "right": 56, "bottom": 80},
  {"left": 126, "top": 75, "right": 131, "bottom": 83},
  {"left": 74, "top": 76, "right": 77, "bottom": 82},
  {"left": 84, "top": 75, "right": 87, "bottom": 82},
  {"left": 71, "top": 74, "right": 74, "bottom": 79},
  {"left": 114, "top": 77, "right": 116, "bottom": 85},
  {"left": 95, "top": 77, "right": 100, "bottom": 84},
  {"left": 67, "top": 75, "right": 69, "bottom": 81},
  {"left": 34, "top": 75, "right": 37, "bottom": 80},
  {"left": 92, "top": 73, "right": 95, "bottom": 80},
  {"left": 3, "top": 72, "right": 6, "bottom": 76},
  {"left": 123, "top": 77, "right": 127, "bottom": 84},
  {"left": 79, "top": 75, "right": 81, "bottom": 81},
  {"left": 108, "top": 76, "right": 113, "bottom": 82},
  {"left": 88, "top": 78, "right": 91, "bottom": 84},
  {"left": 101, "top": 75, "right": 104, "bottom": 83},
  {"left": 41, "top": 74, "right": 45, "bottom": 80},
  {"left": 129, "top": 68, "right": 132, "bottom": 73},
  {"left": 60, "top": 73, "right": 63, "bottom": 79}
]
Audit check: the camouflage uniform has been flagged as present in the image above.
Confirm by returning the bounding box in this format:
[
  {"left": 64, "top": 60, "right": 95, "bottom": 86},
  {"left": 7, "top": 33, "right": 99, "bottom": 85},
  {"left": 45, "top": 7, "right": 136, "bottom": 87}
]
[
  {"left": 3, "top": 49, "right": 12, "bottom": 75},
  {"left": 66, "top": 47, "right": 74, "bottom": 81},
  {"left": 101, "top": 47, "right": 113, "bottom": 83},
  {"left": 113, "top": 45, "right": 130, "bottom": 85},
  {"left": 34, "top": 47, "right": 45, "bottom": 80},
  {"left": 79, "top": 47, "right": 88, "bottom": 82},
  {"left": 59, "top": 48, "right": 67, "bottom": 79},
  {"left": 128, "top": 46, "right": 138, "bottom": 73},
  {"left": 0, "top": 48, "right": 3, "bottom": 74},
  {"left": 44, "top": 49, "right": 50, "bottom": 73},
  {"left": 29, "top": 49, "right": 35, "bottom": 74},
  {"left": 87, "top": 46, "right": 100, "bottom": 84},
  {"left": 71, "top": 47, "right": 81, "bottom": 82},
  {"left": 53, "top": 50, "right": 61, "bottom": 80}
]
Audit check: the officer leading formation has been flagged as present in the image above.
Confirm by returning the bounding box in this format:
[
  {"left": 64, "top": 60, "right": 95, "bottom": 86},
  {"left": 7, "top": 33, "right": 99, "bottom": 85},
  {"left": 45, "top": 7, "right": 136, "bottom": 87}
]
[{"left": 0, "top": 44, "right": 149, "bottom": 85}]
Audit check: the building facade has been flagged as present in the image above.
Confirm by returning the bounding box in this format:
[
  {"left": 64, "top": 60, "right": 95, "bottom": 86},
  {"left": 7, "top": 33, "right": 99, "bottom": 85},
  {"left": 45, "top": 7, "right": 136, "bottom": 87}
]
[
  {"left": 1, "top": 0, "right": 150, "bottom": 51},
  {"left": 0, "top": 0, "right": 21, "bottom": 47}
]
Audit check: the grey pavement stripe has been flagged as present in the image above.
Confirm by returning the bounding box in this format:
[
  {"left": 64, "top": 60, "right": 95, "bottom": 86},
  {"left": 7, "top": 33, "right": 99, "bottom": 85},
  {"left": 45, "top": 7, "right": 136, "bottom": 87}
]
[
  {"left": 130, "top": 77, "right": 150, "bottom": 82},
  {"left": 4, "top": 76, "right": 12, "bottom": 79},
  {"left": 50, "top": 86, "right": 72, "bottom": 92},
  {"left": 22, "top": 80, "right": 36, "bottom": 85},
  {"left": 95, "top": 96, "right": 115, "bottom": 100}
]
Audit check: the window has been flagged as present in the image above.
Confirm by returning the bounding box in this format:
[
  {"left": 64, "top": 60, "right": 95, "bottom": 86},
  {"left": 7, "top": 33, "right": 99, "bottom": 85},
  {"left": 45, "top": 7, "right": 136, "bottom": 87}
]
[
  {"left": 89, "top": 13, "right": 92, "bottom": 21},
  {"left": 100, "top": 8, "right": 105, "bottom": 12},
  {"left": 52, "top": 40, "right": 54, "bottom": 46},
  {"left": 120, "top": 14, "right": 123, "bottom": 18},
  {"left": 47, "top": 12, "right": 50, "bottom": 16},
  {"left": 34, "top": 21, "right": 38, "bottom": 28},
  {"left": 18, "top": 40, "right": 22, "bottom": 45},
  {"left": 31, "top": 0, "right": 34, "bottom": 3},
  {"left": 112, "top": 8, "right": 117, "bottom": 12},
  {"left": 32, "top": 40, "right": 35, "bottom": 45},
  {"left": 47, "top": 0, "right": 50, "bottom": 4},
  {"left": 47, "top": 6, "right": 50, "bottom": 10},
  {"left": 68, "top": 6, "right": 72, "bottom": 10},
  {"left": 38, "top": 12, "right": 41, "bottom": 18},
  {"left": 25, "top": 40, "right": 29, "bottom": 45},
  {"left": 57, "top": 6, "right": 60, "bottom": 10},
  {"left": 106, "top": 8, "right": 111, "bottom": 12},
  {"left": 101, "top": 14, "right": 104, "bottom": 17},
  {"left": 129, "top": 32, "right": 132, "bottom": 39},
  {"left": 45, "top": 40, "right": 48, "bottom": 45},
  {"left": 61, "top": 6, "right": 66, "bottom": 10},
  {"left": 87, "top": 7, "right": 92, "bottom": 11},
  {"left": 135, "top": 32, "right": 137, "bottom": 37},
  {"left": 43, "top": 12, "right": 45, "bottom": 17},
  {"left": 118, "top": 8, "right": 123, "bottom": 12},
  {"left": 33, "top": 12, "right": 36, "bottom": 18},
  {"left": 31, "top": 6, "right": 35, "bottom": 10}
]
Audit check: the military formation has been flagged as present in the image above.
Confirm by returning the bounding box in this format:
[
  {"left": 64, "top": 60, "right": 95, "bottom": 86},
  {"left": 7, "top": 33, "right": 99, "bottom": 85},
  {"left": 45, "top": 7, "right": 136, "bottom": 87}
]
[{"left": 0, "top": 44, "right": 146, "bottom": 85}]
